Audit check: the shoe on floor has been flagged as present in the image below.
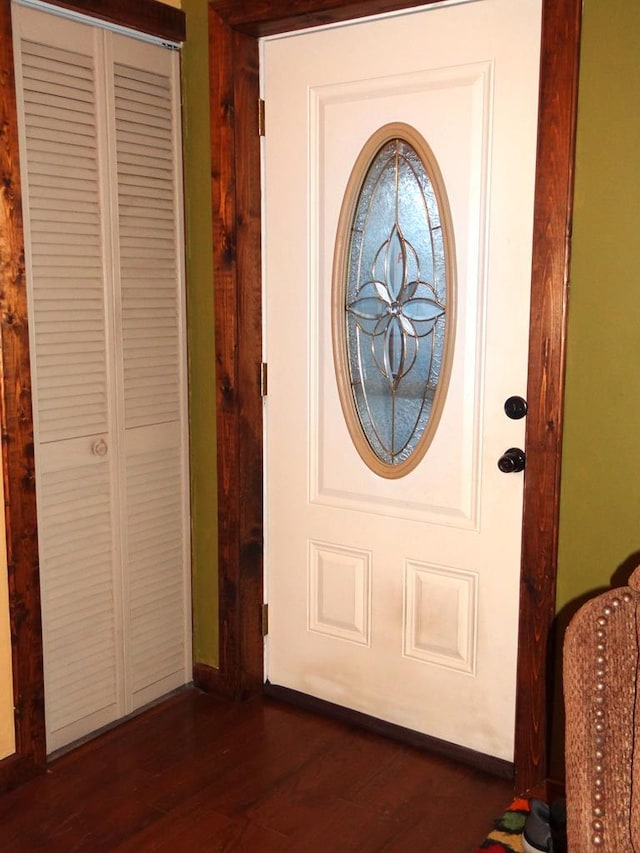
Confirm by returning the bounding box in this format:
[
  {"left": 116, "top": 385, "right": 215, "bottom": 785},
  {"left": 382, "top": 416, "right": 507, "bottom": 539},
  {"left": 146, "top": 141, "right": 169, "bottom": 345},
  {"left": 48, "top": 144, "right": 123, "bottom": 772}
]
[{"left": 522, "top": 798, "right": 553, "bottom": 853}]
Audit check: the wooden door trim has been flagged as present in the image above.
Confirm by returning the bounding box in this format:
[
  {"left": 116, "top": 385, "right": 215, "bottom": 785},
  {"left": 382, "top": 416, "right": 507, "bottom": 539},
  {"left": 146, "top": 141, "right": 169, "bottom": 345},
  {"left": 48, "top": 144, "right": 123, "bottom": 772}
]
[
  {"left": 208, "top": 0, "right": 581, "bottom": 793},
  {"left": 0, "top": 0, "right": 185, "bottom": 792},
  {"left": 516, "top": 0, "right": 581, "bottom": 792},
  {"left": 16, "top": 0, "right": 185, "bottom": 41},
  {"left": 0, "top": 0, "right": 44, "bottom": 790}
]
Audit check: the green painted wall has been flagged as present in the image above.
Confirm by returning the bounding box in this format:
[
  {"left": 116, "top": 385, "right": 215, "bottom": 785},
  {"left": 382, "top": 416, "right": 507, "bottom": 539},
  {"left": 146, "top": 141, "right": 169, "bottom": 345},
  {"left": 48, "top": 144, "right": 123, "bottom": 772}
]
[
  {"left": 551, "top": 0, "right": 640, "bottom": 776},
  {"left": 182, "top": 0, "right": 219, "bottom": 668},
  {"left": 557, "top": 0, "right": 640, "bottom": 611}
]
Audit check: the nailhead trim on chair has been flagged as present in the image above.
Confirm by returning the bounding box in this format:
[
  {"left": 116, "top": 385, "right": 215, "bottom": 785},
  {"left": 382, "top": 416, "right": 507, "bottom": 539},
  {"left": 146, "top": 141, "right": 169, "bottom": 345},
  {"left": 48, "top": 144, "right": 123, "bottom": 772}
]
[{"left": 590, "top": 593, "right": 632, "bottom": 847}]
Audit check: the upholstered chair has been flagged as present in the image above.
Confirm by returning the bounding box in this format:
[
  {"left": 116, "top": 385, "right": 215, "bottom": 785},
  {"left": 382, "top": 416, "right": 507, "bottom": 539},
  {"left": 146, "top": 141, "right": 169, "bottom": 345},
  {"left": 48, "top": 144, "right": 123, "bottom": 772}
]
[{"left": 564, "top": 566, "right": 640, "bottom": 850}]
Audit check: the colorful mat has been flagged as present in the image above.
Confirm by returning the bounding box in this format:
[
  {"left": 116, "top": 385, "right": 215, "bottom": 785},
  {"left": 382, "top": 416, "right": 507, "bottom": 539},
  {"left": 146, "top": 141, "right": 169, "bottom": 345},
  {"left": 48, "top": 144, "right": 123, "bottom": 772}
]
[{"left": 475, "top": 798, "right": 529, "bottom": 852}]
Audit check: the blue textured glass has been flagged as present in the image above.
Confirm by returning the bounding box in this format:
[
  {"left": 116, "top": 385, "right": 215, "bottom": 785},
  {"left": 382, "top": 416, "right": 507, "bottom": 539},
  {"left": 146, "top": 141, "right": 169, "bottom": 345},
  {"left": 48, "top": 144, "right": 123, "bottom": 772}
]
[{"left": 345, "top": 138, "right": 447, "bottom": 467}]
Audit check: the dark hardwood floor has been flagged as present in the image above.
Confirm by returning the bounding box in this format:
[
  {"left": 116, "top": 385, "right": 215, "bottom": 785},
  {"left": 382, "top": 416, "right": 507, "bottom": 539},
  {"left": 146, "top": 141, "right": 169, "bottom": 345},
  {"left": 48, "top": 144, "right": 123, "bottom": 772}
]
[{"left": 0, "top": 689, "right": 514, "bottom": 851}]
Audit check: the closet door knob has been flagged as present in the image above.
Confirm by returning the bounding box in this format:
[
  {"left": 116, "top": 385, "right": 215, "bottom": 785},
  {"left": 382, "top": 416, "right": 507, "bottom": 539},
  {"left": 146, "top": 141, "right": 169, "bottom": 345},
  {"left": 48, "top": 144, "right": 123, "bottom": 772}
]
[{"left": 92, "top": 438, "right": 108, "bottom": 457}]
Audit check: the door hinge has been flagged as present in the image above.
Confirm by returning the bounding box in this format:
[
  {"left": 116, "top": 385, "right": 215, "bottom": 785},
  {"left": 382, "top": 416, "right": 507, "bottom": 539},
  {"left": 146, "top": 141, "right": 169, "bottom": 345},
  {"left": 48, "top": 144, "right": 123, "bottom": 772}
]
[
  {"left": 260, "top": 362, "right": 268, "bottom": 397},
  {"left": 258, "top": 98, "right": 266, "bottom": 136},
  {"left": 262, "top": 603, "right": 269, "bottom": 636}
]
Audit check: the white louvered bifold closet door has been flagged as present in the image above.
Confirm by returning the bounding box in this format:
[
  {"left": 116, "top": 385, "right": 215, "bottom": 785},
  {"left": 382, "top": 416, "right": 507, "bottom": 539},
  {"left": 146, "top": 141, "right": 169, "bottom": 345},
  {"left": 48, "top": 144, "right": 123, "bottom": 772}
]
[
  {"left": 111, "top": 35, "right": 191, "bottom": 712},
  {"left": 12, "top": 3, "right": 191, "bottom": 753}
]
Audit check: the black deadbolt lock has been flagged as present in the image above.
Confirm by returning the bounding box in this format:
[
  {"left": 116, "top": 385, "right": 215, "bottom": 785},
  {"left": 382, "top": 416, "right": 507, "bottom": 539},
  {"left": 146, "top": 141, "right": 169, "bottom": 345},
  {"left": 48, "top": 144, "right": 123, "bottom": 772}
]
[{"left": 504, "top": 395, "right": 528, "bottom": 420}]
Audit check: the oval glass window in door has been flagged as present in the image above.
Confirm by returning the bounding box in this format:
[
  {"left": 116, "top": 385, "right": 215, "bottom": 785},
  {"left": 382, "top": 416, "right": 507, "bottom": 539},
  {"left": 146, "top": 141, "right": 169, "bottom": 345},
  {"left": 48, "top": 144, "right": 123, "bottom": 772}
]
[{"left": 332, "top": 123, "right": 456, "bottom": 477}]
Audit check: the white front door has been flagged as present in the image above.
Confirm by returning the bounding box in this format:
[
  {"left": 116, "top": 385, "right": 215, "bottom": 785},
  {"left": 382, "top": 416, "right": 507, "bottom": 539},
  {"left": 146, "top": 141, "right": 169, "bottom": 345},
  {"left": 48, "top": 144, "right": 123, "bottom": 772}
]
[{"left": 263, "top": 0, "right": 541, "bottom": 761}]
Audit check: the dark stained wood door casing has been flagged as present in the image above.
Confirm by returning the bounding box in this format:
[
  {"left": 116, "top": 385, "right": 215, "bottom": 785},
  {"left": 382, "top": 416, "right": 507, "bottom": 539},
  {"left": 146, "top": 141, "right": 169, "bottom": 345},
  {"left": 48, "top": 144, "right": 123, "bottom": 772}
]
[
  {"left": 0, "top": 0, "right": 43, "bottom": 791},
  {"left": 206, "top": 0, "right": 582, "bottom": 795}
]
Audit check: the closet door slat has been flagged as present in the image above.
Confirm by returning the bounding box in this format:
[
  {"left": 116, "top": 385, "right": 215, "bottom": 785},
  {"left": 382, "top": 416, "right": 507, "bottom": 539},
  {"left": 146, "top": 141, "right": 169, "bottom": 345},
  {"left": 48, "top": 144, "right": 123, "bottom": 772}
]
[
  {"left": 39, "top": 459, "right": 119, "bottom": 742},
  {"left": 114, "top": 59, "right": 182, "bottom": 431},
  {"left": 126, "top": 424, "right": 188, "bottom": 707},
  {"left": 20, "top": 37, "right": 110, "bottom": 444}
]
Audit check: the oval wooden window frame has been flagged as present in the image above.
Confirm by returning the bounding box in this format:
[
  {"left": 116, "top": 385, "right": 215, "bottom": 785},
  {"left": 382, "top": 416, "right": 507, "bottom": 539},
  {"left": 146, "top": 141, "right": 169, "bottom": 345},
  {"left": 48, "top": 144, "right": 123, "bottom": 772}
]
[{"left": 332, "top": 122, "right": 457, "bottom": 478}]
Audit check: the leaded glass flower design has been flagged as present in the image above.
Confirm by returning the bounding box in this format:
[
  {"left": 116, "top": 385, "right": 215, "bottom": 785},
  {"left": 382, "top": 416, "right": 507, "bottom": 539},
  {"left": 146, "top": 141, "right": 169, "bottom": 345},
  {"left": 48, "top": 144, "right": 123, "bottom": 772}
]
[{"left": 333, "top": 125, "right": 455, "bottom": 475}]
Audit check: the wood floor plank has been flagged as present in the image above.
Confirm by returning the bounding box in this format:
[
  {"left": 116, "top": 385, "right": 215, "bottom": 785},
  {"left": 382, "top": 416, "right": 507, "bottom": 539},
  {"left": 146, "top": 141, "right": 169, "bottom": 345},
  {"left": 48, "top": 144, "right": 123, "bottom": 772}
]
[
  {"left": 0, "top": 689, "right": 514, "bottom": 851},
  {"left": 113, "top": 791, "right": 290, "bottom": 853},
  {"left": 283, "top": 795, "right": 404, "bottom": 851},
  {"left": 150, "top": 703, "right": 349, "bottom": 818},
  {"left": 247, "top": 727, "right": 400, "bottom": 837}
]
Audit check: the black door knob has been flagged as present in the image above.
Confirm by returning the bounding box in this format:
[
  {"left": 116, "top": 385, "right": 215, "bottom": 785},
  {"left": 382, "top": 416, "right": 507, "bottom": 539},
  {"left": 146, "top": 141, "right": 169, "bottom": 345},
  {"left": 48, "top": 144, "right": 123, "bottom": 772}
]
[
  {"left": 504, "top": 395, "right": 528, "bottom": 420},
  {"left": 498, "top": 447, "right": 526, "bottom": 473}
]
